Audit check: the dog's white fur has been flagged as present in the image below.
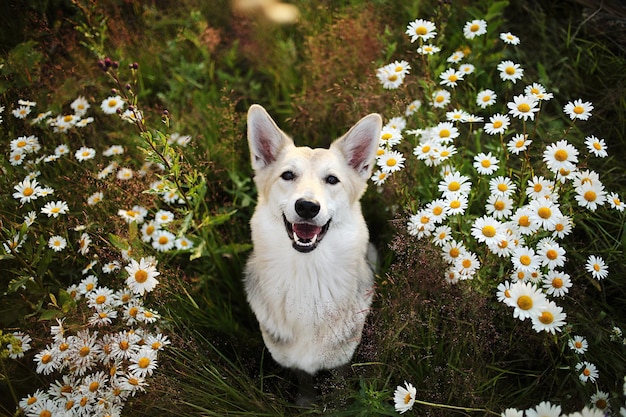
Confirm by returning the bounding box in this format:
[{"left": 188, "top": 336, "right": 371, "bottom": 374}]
[{"left": 244, "top": 104, "right": 382, "bottom": 375}]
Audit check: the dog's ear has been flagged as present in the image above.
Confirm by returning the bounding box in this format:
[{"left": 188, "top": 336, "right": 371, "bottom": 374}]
[
  {"left": 247, "top": 104, "right": 293, "bottom": 171},
  {"left": 332, "top": 113, "right": 382, "bottom": 180}
]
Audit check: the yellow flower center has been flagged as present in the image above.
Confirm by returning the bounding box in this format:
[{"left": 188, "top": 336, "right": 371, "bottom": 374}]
[
  {"left": 497, "top": 183, "right": 508, "bottom": 192},
  {"left": 27, "top": 397, "right": 37, "bottom": 405},
  {"left": 420, "top": 216, "right": 430, "bottom": 225},
  {"left": 388, "top": 74, "right": 398, "bottom": 82},
  {"left": 108, "top": 99, "right": 118, "bottom": 108},
  {"left": 79, "top": 346, "right": 90, "bottom": 357},
  {"left": 593, "top": 142, "right": 602, "bottom": 150},
  {"left": 518, "top": 103, "right": 531, "bottom": 113},
  {"left": 584, "top": 190, "right": 597, "bottom": 202},
  {"left": 554, "top": 149, "right": 568, "bottom": 161},
  {"left": 448, "top": 181, "right": 460, "bottom": 192},
  {"left": 158, "top": 236, "right": 169, "bottom": 245},
  {"left": 573, "top": 105, "right": 584, "bottom": 114},
  {"left": 515, "top": 140, "right": 525, "bottom": 148},
  {"left": 574, "top": 341, "right": 582, "bottom": 348},
  {"left": 96, "top": 295, "right": 106, "bottom": 304},
  {"left": 59, "top": 342, "right": 69, "bottom": 352},
  {"left": 135, "top": 270, "right": 148, "bottom": 283},
  {"left": 435, "top": 95, "right": 445, "bottom": 103},
  {"left": 482, "top": 225, "right": 496, "bottom": 238},
  {"left": 151, "top": 341, "right": 162, "bottom": 350},
  {"left": 449, "top": 248, "right": 460, "bottom": 258},
  {"left": 432, "top": 206, "right": 443, "bottom": 216},
  {"left": 546, "top": 249, "right": 558, "bottom": 260},
  {"left": 129, "top": 307, "right": 139, "bottom": 317},
  {"left": 386, "top": 158, "right": 397, "bottom": 167},
  {"left": 593, "top": 263, "right": 601, "bottom": 272},
  {"left": 504, "top": 289, "right": 511, "bottom": 298},
  {"left": 40, "top": 410, "right": 52, "bottom": 417},
  {"left": 138, "top": 357, "right": 151, "bottom": 369},
  {"left": 23, "top": 187, "right": 34, "bottom": 196},
  {"left": 439, "top": 129, "right": 450, "bottom": 138},
  {"left": 41, "top": 354, "right": 52, "bottom": 364},
  {"left": 470, "top": 23, "right": 480, "bottom": 32},
  {"left": 582, "top": 368, "right": 591, "bottom": 376},
  {"left": 482, "top": 95, "right": 491, "bottom": 102},
  {"left": 448, "top": 74, "right": 458, "bottom": 82},
  {"left": 63, "top": 115, "right": 74, "bottom": 123},
  {"left": 519, "top": 255, "right": 532, "bottom": 266},
  {"left": 422, "top": 145, "right": 431, "bottom": 153},
  {"left": 394, "top": 65, "right": 404, "bottom": 73},
  {"left": 89, "top": 381, "right": 99, "bottom": 392},
  {"left": 17, "top": 140, "right": 27, "bottom": 148},
  {"left": 505, "top": 66, "right": 516, "bottom": 75},
  {"left": 86, "top": 283, "right": 94, "bottom": 291},
  {"left": 552, "top": 278, "right": 563, "bottom": 288},
  {"left": 376, "top": 149, "right": 385, "bottom": 156},
  {"left": 462, "top": 259, "right": 472, "bottom": 268},
  {"left": 494, "top": 200, "right": 505, "bottom": 211},
  {"left": 381, "top": 133, "right": 392, "bottom": 141},
  {"left": 493, "top": 120, "right": 503, "bottom": 129},
  {"left": 416, "top": 26, "right": 428, "bottom": 35},
  {"left": 449, "top": 200, "right": 461, "bottom": 209},
  {"left": 517, "top": 295, "right": 533, "bottom": 310},
  {"left": 481, "top": 159, "right": 491, "bottom": 168},
  {"left": 538, "top": 311, "right": 554, "bottom": 324},
  {"left": 537, "top": 207, "right": 552, "bottom": 219}
]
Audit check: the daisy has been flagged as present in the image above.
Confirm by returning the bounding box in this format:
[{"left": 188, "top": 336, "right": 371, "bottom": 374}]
[
  {"left": 70, "top": 95, "right": 90, "bottom": 116},
  {"left": 446, "top": 108, "right": 470, "bottom": 122},
  {"left": 500, "top": 32, "right": 520, "bottom": 45},
  {"left": 575, "top": 181, "right": 606, "bottom": 211},
  {"left": 118, "top": 373, "right": 149, "bottom": 396},
  {"left": 507, "top": 133, "right": 532, "bottom": 154},
  {"left": 432, "top": 122, "right": 459, "bottom": 143},
  {"left": 27, "top": 398, "right": 60, "bottom": 417},
  {"left": 489, "top": 176, "right": 516, "bottom": 197},
  {"left": 111, "top": 330, "right": 141, "bottom": 361},
  {"left": 484, "top": 113, "right": 510, "bottom": 135},
  {"left": 528, "top": 199, "right": 562, "bottom": 231},
  {"left": 476, "top": 89, "right": 497, "bottom": 108},
  {"left": 379, "top": 125, "right": 403, "bottom": 147},
  {"left": 584, "top": 135, "right": 608, "bottom": 157},
  {"left": 393, "top": 381, "right": 416, "bottom": 414},
  {"left": 146, "top": 333, "right": 171, "bottom": 351},
  {"left": 116, "top": 167, "right": 134, "bottom": 180},
  {"left": 89, "top": 308, "right": 118, "bottom": 326},
  {"left": 405, "top": 100, "right": 422, "bottom": 116},
  {"left": 590, "top": 391, "right": 610, "bottom": 412},
  {"left": 473, "top": 152, "right": 499, "bottom": 175},
  {"left": 376, "top": 64, "right": 405, "bottom": 89},
  {"left": 406, "top": 19, "right": 437, "bottom": 42},
  {"left": 125, "top": 257, "right": 160, "bottom": 295},
  {"left": 463, "top": 19, "right": 487, "bottom": 39},
  {"left": 426, "top": 199, "right": 449, "bottom": 223},
  {"left": 505, "top": 281, "right": 547, "bottom": 320},
  {"left": 103, "top": 144, "right": 125, "bottom": 157},
  {"left": 447, "top": 50, "right": 465, "bottom": 63},
  {"left": 439, "top": 68, "right": 464, "bottom": 88},
  {"left": 48, "top": 235, "right": 67, "bottom": 252},
  {"left": 585, "top": 255, "right": 608, "bottom": 280},
  {"left": 496, "top": 281, "right": 514, "bottom": 303},
  {"left": 78, "top": 232, "right": 91, "bottom": 255},
  {"left": 459, "top": 63, "right": 475, "bottom": 75},
  {"left": 13, "top": 178, "right": 43, "bottom": 204},
  {"left": 129, "top": 347, "right": 159, "bottom": 378},
  {"left": 102, "top": 260, "right": 121, "bottom": 274},
  {"left": 12, "top": 105, "right": 31, "bottom": 119},
  {"left": 444, "top": 192, "right": 469, "bottom": 215},
  {"left": 9, "top": 150, "right": 26, "bottom": 166},
  {"left": 511, "top": 246, "right": 541, "bottom": 273},
  {"left": 8, "top": 332, "right": 32, "bottom": 359},
  {"left": 407, "top": 209, "right": 436, "bottom": 238},
  {"left": 486, "top": 194, "right": 513, "bottom": 219},
  {"left": 141, "top": 221, "right": 160, "bottom": 243},
  {"left": 441, "top": 240, "right": 467, "bottom": 264},
  {"left": 568, "top": 335, "right": 588, "bottom": 354},
  {"left": 471, "top": 215, "right": 506, "bottom": 245},
  {"left": 87, "top": 286, "right": 118, "bottom": 311},
  {"left": 531, "top": 301, "right": 566, "bottom": 334},
  {"left": 438, "top": 171, "right": 472, "bottom": 197},
  {"left": 431, "top": 89, "right": 451, "bottom": 108},
  {"left": 526, "top": 176, "right": 554, "bottom": 201},
  {"left": 543, "top": 139, "right": 579, "bottom": 174},
  {"left": 34, "top": 345, "right": 61, "bottom": 375},
  {"left": 417, "top": 44, "right": 440, "bottom": 55},
  {"left": 465, "top": 114, "right": 483, "bottom": 123},
  {"left": 117, "top": 206, "right": 148, "bottom": 224},
  {"left": 100, "top": 95, "right": 125, "bottom": 114},
  {"left": 154, "top": 209, "right": 175, "bottom": 224},
  {"left": 497, "top": 60, "right": 524, "bottom": 83},
  {"left": 502, "top": 409, "right": 524, "bottom": 417},
  {"left": 454, "top": 250, "right": 480, "bottom": 278},
  {"left": 526, "top": 401, "right": 562, "bottom": 417},
  {"left": 370, "top": 170, "right": 389, "bottom": 186},
  {"left": 576, "top": 361, "right": 599, "bottom": 383},
  {"left": 538, "top": 241, "right": 566, "bottom": 269},
  {"left": 75, "top": 146, "right": 96, "bottom": 162},
  {"left": 432, "top": 225, "right": 453, "bottom": 247},
  {"left": 607, "top": 192, "right": 624, "bottom": 211},
  {"left": 564, "top": 99, "right": 593, "bottom": 121},
  {"left": 41, "top": 200, "right": 69, "bottom": 218},
  {"left": 138, "top": 307, "right": 160, "bottom": 324},
  {"left": 542, "top": 271, "right": 571, "bottom": 297},
  {"left": 507, "top": 94, "right": 539, "bottom": 121},
  {"left": 488, "top": 231, "right": 518, "bottom": 258},
  {"left": 377, "top": 150, "right": 405, "bottom": 174},
  {"left": 87, "top": 191, "right": 104, "bottom": 206}
]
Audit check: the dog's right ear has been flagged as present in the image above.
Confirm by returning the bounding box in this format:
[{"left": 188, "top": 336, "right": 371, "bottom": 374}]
[{"left": 247, "top": 104, "right": 293, "bottom": 171}]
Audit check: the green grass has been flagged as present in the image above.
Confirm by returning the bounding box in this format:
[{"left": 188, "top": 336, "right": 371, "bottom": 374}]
[{"left": 1, "top": 0, "right": 625, "bottom": 416}]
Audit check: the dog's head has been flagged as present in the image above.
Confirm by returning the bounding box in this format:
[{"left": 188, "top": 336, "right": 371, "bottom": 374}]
[{"left": 247, "top": 104, "right": 382, "bottom": 253}]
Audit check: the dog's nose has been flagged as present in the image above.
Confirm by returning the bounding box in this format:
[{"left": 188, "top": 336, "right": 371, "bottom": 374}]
[{"left": 295, "top": 198, "right": 320, "bottom": 219}]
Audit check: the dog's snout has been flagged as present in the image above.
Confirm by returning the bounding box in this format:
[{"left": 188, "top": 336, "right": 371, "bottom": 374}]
[{"left": 295, "top": 198, "right": 320, "bottom": 219}]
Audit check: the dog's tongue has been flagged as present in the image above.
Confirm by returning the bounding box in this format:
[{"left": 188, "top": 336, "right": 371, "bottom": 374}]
[{"left": 293, "top": 223, "right": 321, "bottom": 240}]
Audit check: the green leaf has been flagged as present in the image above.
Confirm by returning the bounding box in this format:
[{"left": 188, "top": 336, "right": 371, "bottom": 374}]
[{"left": 39, "top": 309, "right": 62, "bottom": 321}]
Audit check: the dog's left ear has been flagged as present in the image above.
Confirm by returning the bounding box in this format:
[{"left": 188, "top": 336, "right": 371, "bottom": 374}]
[
  {"left": 332, "top": 113, "right": 382, "bottom": 180},
  {"left": 247, "top": 104, "right": 294, "bottom": 171}
]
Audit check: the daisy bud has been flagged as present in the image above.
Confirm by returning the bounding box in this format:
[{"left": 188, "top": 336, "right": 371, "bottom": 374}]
[
  {"left": 112, "top": 60, "right": 119, "bottom": 69},
  {"left": 125, "top": 83, "right": 132, "bottom": 90},
  {"left": 132, "top": 62, "right": 139, "bottom": 70},
  {"left": 111, "top": 88, "right": 117, "bottom": 95},
  {"left": 104, "top": 57, "right": 112, "bottom": 68}
]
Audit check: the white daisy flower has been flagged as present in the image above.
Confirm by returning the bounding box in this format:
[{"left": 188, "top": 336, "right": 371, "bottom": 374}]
[
  {"left": 507, "top": 94, "right": 539, "bottom": 121},
  {"left": 584, "top": 135, "right": 608, "bottom": 157},
  {"left": 74, "top": 146, "right": 96, "bottom": 162},
  {"left": 497, "top": 60, "right": 524, "bottom": 83},
  {"left": 405, "top": 19, "right": 437, "bottom": 42},
  {"left": 505, "top": 281, "right": 547, "bottom": 321},
  {"left": 476, "top": 89, "right": 497, "bottom": 108},
  {"left": 568, "top": 335, "right": 588, "bottom": 354},
  {"left": 585, "top": 255, "right": 608, "bottom": 280},
  {"left": 500, "top": 32, "right": 520, "bottom": 45},
  {"left": 125, "top": 257, "right": 160, "bottom": 295},
  {"left": 463, "top": 19, "right": 487, "bottom": 39},
  {"left": 431, "top": 89, "right": 451, "bottom": 108},
  {"left": 48, "top": 235, "right": 67, "bottom": 252},
  {"left": 484, "top": 113, "right": 510, "bottom": 135},
  {"left": 542, "top": 270, "right": 572, "bottom": 297},
  {"left": 564, "top": 99, "right": 593, "bottom": 121},
  {"left": 393, "top": 381, "right": 416, "bottom": 414},
  {"left": 41, "top": 201, "right": 69, "bottom": 218},
  {"left": 100, "top": 95, "right": 125, "bottom": 114}
]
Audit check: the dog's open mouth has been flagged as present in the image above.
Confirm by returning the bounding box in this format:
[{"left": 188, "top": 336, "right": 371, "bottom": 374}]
[{"left": 283, "top": 215, "right": 330, "bottom": 253}]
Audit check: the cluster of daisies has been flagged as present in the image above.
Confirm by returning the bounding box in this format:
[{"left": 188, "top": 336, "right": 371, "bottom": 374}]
[
  {"left": 2, "top": 91, "right": 196, "bottom": 415},
  {"left": 4, "top": 257, "right": 169, "bottom": 417},
  {"left": 377, "top": 16, "right": 625, "bottom": 416}
]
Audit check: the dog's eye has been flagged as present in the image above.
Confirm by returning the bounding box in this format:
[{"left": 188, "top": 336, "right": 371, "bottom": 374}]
[
  {"left": 325, "top": 175, "right": 340, "bottom": 185},
  {"left": 280, "top": 171, "right": 296, "bottom": 181}
]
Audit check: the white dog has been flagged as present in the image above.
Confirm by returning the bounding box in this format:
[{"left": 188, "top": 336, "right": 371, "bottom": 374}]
[{"left": 244, "top": 104, "right": 381, "bottom": 389}]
